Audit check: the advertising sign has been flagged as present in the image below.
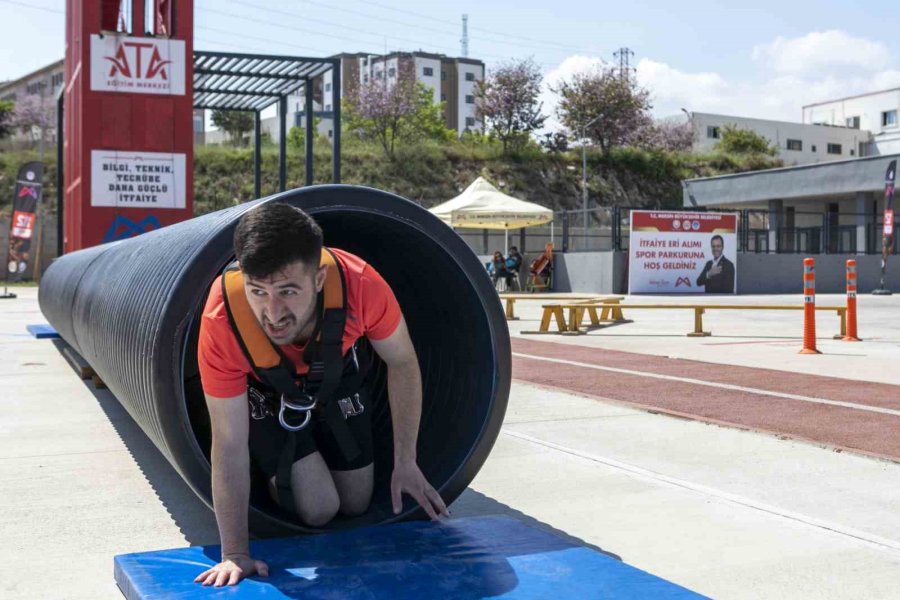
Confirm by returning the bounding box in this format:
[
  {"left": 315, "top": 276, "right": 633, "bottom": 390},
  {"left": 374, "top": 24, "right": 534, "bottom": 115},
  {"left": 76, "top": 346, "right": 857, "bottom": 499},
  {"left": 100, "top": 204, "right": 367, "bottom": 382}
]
[
  {"left": 6, "top": 162, "right": 43, "bottom": 282},
  {"left": 91, "top": 150, "right": 186, "bottom": 209},
  {"left": 629, "top": 211, "right": 738, "bottom": 294},
  {"left": 90, "top": 34, "right": 186, "bottom": 95}
]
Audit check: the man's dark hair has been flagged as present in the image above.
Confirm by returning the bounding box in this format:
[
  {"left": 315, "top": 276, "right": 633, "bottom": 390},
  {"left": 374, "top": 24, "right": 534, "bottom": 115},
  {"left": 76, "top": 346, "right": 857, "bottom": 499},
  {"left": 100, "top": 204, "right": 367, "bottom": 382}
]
[
  {"left": 233, "top": 202, "right": 323, "bottom": 278},
  {"left": 510, "top": 246, "right": 518, "bottom": 252},
  {"left": 711, "top": 235, "right": 724, "bottom": 245}
]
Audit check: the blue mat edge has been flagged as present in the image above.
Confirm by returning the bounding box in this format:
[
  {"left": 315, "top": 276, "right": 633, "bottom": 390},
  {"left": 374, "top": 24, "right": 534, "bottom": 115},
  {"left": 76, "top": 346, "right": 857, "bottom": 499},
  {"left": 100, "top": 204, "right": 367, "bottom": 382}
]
[
  {"left": 112, "top": 516, "right": 706, "bottom": 599},
  {"left": 26, "top": 323, "right": 60, "bottom": 338}
]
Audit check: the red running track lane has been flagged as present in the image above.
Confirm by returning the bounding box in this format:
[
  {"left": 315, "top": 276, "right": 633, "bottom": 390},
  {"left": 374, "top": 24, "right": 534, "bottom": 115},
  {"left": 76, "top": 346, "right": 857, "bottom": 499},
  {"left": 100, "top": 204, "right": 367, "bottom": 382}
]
[{"left": 511, "top": 338, "right": 900, "bottom": 461}]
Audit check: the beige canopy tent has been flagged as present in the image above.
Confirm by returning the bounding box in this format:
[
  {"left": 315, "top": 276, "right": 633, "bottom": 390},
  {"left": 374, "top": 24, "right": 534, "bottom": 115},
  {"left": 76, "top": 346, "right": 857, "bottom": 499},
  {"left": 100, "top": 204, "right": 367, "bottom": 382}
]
[{"left": 429, "top": 177, "right": 554, "bottom": 253}]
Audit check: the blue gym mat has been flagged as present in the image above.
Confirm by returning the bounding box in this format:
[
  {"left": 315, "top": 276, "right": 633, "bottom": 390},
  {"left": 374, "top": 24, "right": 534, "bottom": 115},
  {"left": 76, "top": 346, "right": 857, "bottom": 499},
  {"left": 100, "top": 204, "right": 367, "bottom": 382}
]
[
  {"left": 26, "top": 323, "right": 59, "bottom": 339},
  {"left": 114, "top": 515, "right": 705, "bottom": 599}
]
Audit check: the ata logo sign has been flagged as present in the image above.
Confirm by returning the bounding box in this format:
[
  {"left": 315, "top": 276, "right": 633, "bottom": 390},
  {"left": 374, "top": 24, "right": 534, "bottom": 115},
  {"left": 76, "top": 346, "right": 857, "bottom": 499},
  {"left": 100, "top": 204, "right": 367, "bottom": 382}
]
[
  {"left": 675, "top": 277, "right": 692, "bottom": 288},
  {"left": 105, "top": 41, "right": 172, "bottom": 81},
  {"left": 90, "top": 35, "right": 185, "bottom": 95}
]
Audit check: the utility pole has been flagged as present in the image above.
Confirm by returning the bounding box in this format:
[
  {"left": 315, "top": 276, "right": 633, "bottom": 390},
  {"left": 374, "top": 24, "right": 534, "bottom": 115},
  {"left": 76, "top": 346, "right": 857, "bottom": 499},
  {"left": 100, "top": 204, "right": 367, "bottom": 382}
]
[
  {"left": 461, "top": 14, "right": 469, "bottom": 57},
  {"left": 613, "top": 47, "right": 634, "bottom": 80},
  {"left": 580, "top": 114, "right": 604, "bottom": 248}
]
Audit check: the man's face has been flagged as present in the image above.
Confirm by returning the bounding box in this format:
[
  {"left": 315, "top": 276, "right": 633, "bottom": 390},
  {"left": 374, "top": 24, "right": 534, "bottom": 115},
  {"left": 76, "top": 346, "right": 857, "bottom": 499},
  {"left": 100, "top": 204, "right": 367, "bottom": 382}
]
[
  {"left": 243, "top": 259, "right": 326, "bottom": 345},
  {"left": 711, "top": 238, "right": 724, "bottom": 259}
]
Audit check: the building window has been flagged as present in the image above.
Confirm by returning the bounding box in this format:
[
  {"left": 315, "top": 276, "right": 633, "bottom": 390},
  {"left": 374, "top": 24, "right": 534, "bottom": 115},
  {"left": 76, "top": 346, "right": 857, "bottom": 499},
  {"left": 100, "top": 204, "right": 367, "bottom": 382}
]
[
  {"left": 845, "top": 116, "right": 860, "bottom": 129},
  {"left": 441, "top": 71, "right": 447, "bottom": 81},
  {"left": 465, "top": 117, "right": 475, "bottom": 127},
  {"left": 465, "top": 95, "right": 474, "bottom": 104},
  {"left": 325, "top": 104, "right": 331, "bottom": 112},
  {"left": 706, "top": 126, "right": 720, "bottom": 139},
  {"left": 883, "top": 110, "right": 898, "bottom": 128},
  {"left": 388, "top": 67, "right": 396, "bottom": 78},
  {"left": 811, "top": 144, "right": 817, "bottom": 153},
  {"left": 423, "top": 67, "right": 434, "bottom": 76},
  {"left": 786, "top": 139, "right": 802, "bottom": 151},
  {"left": 363, "top": 74, "right": 369, "bottom": 83},
  {"left": 193, "top": 117, "right": 204, "bottom": 134},
  {"left": 440, "top": 93, "right": 446, "bottom": 101},
  {"left": 465, "top": 72, "right": 475, "bottom": 81},
  {"left": 26, "top": 82, "right": 43, "bottom": 95},
  {"left": 328, "top": 130, "right": 333, "bottom": 138},
  {"left": 51, "top": 73, "right": 64, "bottom": 88},
  {"left": 325, "top": 83, "right": 331, "bottom": 92},
  {"left": 850, "top": 149, "right": 855, "bottom": 156},
  {"left": 827, "top": 143, "right": 842, "bottom": 154}
]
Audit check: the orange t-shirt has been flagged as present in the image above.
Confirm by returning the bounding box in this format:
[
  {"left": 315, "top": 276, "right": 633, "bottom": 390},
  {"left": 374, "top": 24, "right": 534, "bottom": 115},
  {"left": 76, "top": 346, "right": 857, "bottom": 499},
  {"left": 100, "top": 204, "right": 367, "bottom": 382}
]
[{"left": 198, "top": 248, "right": 402, "bottom": 398}]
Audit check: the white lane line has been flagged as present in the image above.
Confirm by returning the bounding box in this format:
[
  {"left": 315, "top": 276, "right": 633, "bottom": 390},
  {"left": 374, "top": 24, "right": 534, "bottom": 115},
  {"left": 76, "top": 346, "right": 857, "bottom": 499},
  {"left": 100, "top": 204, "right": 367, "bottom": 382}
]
[
  {"left": 503, "top": 429, "right": 900, "bottom": 555},
  {"left": 512, "top": 352, "right": 900, "bottom": 418}
]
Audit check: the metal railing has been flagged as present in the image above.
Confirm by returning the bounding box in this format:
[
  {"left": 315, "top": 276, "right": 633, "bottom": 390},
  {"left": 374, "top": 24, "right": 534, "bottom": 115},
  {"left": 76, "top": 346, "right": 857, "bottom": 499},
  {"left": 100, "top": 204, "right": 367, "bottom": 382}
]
[{"left": 454, "top": 206, "right": 898, "bottom": 257}]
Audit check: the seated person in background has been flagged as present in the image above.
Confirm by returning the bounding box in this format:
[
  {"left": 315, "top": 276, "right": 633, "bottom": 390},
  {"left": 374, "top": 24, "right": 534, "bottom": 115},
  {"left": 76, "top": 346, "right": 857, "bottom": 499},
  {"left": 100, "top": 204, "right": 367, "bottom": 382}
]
[
  {"left": 506, "top": 246, "right": 523, "bottom": 282},
  {"left": 488, "top": 251, "right": 511, "bottom": 287}
]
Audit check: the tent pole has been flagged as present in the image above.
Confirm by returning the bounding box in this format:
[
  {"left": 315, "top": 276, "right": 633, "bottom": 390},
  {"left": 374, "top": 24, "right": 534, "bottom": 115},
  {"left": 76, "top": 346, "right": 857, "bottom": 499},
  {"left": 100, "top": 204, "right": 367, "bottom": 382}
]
[{"left": 504, "top": 230, "right": 509, "bottom": 255}]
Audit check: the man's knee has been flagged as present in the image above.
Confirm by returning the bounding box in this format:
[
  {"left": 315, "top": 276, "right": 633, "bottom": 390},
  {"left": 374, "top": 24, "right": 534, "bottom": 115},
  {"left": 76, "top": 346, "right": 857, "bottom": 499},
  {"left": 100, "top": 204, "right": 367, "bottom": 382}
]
[
  {"left": 297, "top": 498, "right": 339, "bottom": 527},
  {"left": 338, "top": 491, "right": 372, "bottom": 517},
  {"left": 294, "top": 487, "right": 340, "bottom": 527}
]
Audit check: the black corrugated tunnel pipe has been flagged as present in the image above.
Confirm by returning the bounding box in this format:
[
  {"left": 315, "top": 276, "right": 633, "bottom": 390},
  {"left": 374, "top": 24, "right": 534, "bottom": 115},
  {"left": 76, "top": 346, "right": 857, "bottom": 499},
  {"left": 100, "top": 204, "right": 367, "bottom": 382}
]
[{"left": 39, "top": 185, "right": 511, "bottom": 536}]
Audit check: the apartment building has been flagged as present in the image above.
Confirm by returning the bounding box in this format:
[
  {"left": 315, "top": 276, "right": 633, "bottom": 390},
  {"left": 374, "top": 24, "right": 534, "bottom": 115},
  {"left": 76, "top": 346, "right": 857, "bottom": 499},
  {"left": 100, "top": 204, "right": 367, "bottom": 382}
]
[
  {"left": 0, "top": 59, "right": 65, "bottom": 144},
  {"left": 281, "top": 51, "right": 485, "bottom": 141},
  {"left": 803, "top": 87, "right": 900, "bottom": 156},
  {"left": 690, "top": 112, "right": 871, "bottom": 166}
]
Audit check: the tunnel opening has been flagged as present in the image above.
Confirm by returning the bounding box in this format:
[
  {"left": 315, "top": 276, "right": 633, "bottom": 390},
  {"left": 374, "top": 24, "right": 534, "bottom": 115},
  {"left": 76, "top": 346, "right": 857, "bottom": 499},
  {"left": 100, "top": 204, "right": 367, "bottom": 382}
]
[{"left": 181, "top": 200, "right": 505, "bottom": 533}]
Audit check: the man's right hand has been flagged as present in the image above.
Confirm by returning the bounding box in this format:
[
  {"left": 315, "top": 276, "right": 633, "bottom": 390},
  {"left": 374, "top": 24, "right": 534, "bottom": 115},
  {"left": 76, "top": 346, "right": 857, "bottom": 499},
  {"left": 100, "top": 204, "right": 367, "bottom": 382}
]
[{"left": 194, "top": 555, "right": 269, "bottom": 587}]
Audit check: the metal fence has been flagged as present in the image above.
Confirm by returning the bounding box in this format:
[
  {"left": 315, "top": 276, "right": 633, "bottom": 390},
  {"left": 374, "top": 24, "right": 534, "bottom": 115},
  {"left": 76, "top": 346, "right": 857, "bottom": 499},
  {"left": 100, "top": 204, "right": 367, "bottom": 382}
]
[{"left": 455, "top": 206, "right": 899, "bottom": 256}]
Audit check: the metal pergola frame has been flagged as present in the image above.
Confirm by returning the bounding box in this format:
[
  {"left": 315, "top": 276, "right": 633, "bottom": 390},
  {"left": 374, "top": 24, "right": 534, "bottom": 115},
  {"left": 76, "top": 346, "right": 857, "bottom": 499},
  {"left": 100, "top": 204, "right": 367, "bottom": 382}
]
[{"left": 193, "top": 50, "right": 342, "bottom": 195}]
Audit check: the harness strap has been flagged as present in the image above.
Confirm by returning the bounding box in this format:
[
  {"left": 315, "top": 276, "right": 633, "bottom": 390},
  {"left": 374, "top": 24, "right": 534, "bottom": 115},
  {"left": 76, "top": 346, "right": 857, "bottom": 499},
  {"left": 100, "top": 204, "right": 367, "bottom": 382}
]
[
  {"left": 222, "top": 247, "right": 363, "bottom": 464},
  {"left": 275, "top": 432, "right": 297, "bottom": 510}
]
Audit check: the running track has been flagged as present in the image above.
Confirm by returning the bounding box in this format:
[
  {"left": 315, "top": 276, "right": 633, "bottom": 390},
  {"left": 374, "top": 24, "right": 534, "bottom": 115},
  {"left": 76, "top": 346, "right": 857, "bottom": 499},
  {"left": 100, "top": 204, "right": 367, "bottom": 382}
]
[{"left": 511, "top": 338, "right": 900, "bottom": 462}]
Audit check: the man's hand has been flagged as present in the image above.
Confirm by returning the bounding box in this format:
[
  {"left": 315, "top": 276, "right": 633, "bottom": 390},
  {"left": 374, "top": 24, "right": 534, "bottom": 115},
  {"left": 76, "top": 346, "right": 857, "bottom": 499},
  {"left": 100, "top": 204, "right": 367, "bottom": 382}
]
[
  {"left": 708, "top": 264, "right": 722, "bottom": 277},
  {"left": 391, "top": 460, "right": 449, "bottom": 521},
  {"left": 194, "top": 555, "right": 269, "bottom": 587}
]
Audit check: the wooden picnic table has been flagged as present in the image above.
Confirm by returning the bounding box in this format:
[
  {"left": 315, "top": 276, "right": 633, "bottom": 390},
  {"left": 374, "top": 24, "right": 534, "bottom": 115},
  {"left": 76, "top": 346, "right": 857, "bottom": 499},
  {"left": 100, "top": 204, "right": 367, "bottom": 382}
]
[
  {"left": 525, "top": 302, "right": 848, "bottom": 337},
  {"left": 498, "top": 293, "right": 625, "bottom": 320}
]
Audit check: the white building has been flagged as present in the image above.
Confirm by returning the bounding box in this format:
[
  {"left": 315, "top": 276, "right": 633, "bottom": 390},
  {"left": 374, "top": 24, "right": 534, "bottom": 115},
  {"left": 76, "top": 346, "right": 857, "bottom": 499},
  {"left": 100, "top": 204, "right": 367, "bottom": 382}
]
[
  {"left": 803, "top": 87, "right": 900, "bottom": 156},
  {"left": 689, "top": 112, "right": 871, "bottom": 166},
  {"left": 267, "top": 51, "right": 484, "bottom": 143}
]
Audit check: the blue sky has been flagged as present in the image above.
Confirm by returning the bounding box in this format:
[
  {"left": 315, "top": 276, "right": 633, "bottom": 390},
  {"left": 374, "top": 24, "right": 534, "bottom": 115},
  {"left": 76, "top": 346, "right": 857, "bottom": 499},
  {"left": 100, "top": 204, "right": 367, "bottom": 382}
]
[{"left": 2, "top": 0, "right": 898, "bottom": 125}]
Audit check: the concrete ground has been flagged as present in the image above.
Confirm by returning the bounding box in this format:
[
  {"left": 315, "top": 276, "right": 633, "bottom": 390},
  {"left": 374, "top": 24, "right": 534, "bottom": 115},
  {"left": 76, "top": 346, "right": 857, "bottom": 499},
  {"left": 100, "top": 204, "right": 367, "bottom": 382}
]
[{"left": 2, "top": 287, "right": 900, "bottom": 598}]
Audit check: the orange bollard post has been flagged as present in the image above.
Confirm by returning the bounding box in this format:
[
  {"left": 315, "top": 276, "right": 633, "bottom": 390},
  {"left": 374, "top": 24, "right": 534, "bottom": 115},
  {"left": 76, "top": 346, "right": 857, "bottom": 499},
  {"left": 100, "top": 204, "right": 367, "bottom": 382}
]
[
  {"left": 843, "top": 259, "right": 861, "bottom": 341},
  {"left": 800, "top": 258, "right": 821, "bottom": 354}
]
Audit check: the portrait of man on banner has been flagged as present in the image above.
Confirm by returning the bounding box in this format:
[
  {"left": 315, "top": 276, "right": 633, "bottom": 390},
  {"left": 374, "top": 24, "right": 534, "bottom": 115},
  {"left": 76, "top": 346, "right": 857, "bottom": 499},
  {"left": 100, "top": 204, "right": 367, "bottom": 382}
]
[{"left": 696, "top": 234, "right": 736, "bottom": 293}]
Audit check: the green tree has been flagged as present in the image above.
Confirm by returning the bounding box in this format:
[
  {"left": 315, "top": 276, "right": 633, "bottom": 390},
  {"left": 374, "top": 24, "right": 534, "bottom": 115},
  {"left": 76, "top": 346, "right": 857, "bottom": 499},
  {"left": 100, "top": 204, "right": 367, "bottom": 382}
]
[
  {"left": 211, "top": 110, "right": 254, "bottom": 146},
  {"left": 715, "top": 124, "right": 778, "bottom": 156},
  {"left": 0, "top": 100, "right": 14, "bottom": 139},
  {"left": 287, "top": 117, "right": 322, "bottom": 151},
  {"left": 554, "top": 66, "right": 652, "bottom": 154},
  {"left": 475, "top": 58, "right": 546, "bottom": 154},
  {"left": 344, "top": 64, "right": 454, "bottom": 158}
]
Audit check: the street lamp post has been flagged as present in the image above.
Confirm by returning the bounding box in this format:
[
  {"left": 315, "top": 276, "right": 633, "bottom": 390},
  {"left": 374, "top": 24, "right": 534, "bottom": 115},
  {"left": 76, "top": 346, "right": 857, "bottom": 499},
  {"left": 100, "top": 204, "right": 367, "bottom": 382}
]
[{"left": 580, "top": 115, "right": 603, "bottom": 249}]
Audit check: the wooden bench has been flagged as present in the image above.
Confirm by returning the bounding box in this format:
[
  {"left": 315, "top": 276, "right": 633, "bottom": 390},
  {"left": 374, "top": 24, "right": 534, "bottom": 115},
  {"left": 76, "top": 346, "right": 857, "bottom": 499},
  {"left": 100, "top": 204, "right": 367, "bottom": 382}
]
[
  {"left": 527, "top": 302, "right": 848, "bottom": 337},
  {"left": 498, "top": 294, "right": 624, "bottom": 321}
]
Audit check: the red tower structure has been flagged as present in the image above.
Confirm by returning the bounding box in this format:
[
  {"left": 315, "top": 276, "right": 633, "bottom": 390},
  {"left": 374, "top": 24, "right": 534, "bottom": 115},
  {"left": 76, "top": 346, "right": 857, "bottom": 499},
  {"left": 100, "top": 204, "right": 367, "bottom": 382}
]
[{"left": 64, "top": 0, "right": 194, "bottom": 252}]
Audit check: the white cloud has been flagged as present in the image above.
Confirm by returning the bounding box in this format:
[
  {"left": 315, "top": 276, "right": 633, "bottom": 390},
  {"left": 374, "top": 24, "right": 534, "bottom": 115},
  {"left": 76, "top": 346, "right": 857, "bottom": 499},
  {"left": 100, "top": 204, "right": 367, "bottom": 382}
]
[
  {"left": 538, "top": 55, "right": 607, "bottom": 134},
  {"left": 536, "top": 31, "right": 899, "bottom": 128},
  {"left": 751, "top": 30, "right": 890, "bottom": 74}
]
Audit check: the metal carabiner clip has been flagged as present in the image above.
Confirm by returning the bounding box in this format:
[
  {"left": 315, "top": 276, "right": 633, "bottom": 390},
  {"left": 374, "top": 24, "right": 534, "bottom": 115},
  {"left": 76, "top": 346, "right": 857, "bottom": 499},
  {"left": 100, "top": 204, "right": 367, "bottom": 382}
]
[{"left": 278, "top": 394, "right": 316, "bottom": 432}]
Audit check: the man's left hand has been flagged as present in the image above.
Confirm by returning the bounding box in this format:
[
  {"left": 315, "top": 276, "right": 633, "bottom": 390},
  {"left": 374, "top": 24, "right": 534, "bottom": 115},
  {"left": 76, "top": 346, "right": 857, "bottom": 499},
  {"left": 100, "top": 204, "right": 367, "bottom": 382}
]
[{"left": 390, "top": 460, "right": 449, "bottom": 520}]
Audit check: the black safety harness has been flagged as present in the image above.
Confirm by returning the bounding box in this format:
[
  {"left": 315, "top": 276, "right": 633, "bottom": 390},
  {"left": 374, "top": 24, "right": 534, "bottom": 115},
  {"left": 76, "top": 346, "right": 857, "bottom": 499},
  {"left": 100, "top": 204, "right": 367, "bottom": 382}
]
[{"left": 221, "top": 248, "right": 372, "bottom": 510}]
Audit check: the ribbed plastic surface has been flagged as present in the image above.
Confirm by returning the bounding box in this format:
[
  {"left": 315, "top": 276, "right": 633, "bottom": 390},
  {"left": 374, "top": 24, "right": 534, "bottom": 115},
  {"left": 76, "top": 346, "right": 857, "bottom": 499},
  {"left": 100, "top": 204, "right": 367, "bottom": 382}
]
[{"left": 39, "top": 185, "right": 510, "bottom": 535}]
